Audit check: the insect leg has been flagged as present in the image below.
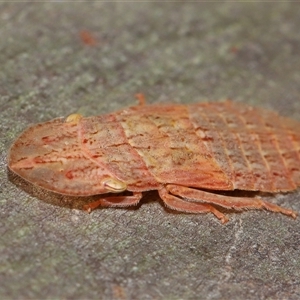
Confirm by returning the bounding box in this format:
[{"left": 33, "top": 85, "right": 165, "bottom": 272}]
[
  {"left": 83, "top": 192, "right": 143, "bottom": 213},
  {"left": 166, "top": 185, "right": 297, "bottom": 219},
  {"left": 134, "top": 93, "right": 146, "bottom": 106},
  {"left": 158, "top": 188, "right": 229, "bottom": 223}
]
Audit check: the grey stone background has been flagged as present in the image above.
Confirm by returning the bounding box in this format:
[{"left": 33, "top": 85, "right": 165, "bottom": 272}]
[{"left": 1, "top": 2, "right": 300, "bottom": 299}]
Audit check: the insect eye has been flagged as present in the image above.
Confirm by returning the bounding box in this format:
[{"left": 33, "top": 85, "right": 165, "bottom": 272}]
[
  {"left": 65, "top": 113, "right": 83, "bottom": 124},
  {"left": 102, "top": 177, "right": 127, "bottom": 193}
]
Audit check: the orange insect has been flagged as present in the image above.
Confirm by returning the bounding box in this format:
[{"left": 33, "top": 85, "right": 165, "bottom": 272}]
[{"left": 8, "top": 99, "right": 300, "bottom": 223}]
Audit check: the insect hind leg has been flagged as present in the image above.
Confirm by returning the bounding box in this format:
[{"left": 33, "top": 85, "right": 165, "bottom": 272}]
[
  {"left": 166, "top": 184, "right": 297, "bottom": 219},
  {"left": 158, "top": 187, "right": 229, "bottom": 224},
  {"left": 83, "top": 192, "right": 143, "bottom": 212}
]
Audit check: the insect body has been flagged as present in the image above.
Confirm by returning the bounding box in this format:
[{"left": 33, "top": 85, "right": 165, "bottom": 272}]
[{"left": 8, "top": 100, "right": 300, "bottom": 223}]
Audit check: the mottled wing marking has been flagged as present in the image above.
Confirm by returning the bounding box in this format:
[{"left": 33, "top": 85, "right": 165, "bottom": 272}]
[
  {"left": 281, "top": 116, "right": 300, "bottom": 185},
  {"left": 189, "top": 103, "right": 256, "bottom": 190},
  {"left": 189, "top": 101, "right": 300, "bottom": 192},
  {"left": 212, "top": 103, "right": 272, "bottom": 191},
  {"left": 79, "top": 114, "right": 159, "bottom": 191},
  {"left": 208, "top": 102, "right": 275, "bottom": 191},
  {"left": 118, "top": 105, "right": 233, "bottom": 190},
  {"left": 261, "top": 109, "right": 300, "bottom": 187},
  {"left": 187, "top": 105, "right": 233, "bottom": 185},
  {"left": 231, "top": 102, "right": 297, "bottom": 191}
]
